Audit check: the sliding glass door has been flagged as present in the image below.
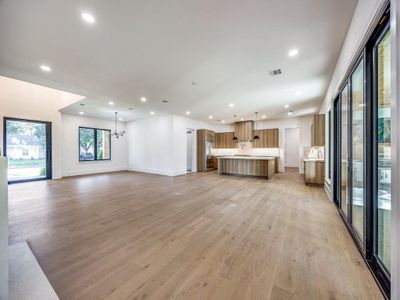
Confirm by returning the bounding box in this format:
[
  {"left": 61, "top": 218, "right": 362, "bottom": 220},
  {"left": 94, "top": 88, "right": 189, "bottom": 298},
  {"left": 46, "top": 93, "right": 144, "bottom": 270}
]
[
  {"left": 351, "top": 58, "right": 365, "bottom": 241},
  {"left": 332, "top": 8, "right": 391, "bottom": 296},
  {"left": 4, "top": 118, "right": 52, "bottom": 183},
  {"left": 374, "top": 27, "right": 391, "bottom": 274},
  {"left": 340, "top": 83, "right": 349, "bottom": 217}
]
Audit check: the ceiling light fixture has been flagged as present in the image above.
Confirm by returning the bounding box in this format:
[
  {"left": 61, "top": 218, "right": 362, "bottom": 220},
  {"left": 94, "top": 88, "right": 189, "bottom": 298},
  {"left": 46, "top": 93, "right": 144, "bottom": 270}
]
[
  {"left": 140, "top": 97, "right": 147, "bottom": 102},
  {"left": 81, "top": 12, "right": 95, "bottom": 24},
  {"left": 108, "top": 101, "right": 114, "bottom": 106},
  {"left": 79, "top": 111, "right": 84, "bottom": 115},
  {"left": 288, "top": 111, "right": 293, "bottom": 116},
  {"left": 40, "top": 65, "right": 51, "bottom": 72},
  {"left": 119, "top": 118, "right": 123, "bottom": 121},
  {"left": 209, "top": 115, "right": 213, "bottom": 119},
  {"left": 150, "top": 111, "right": 155, "bottom": 115},
  {"left": 229, "top": 103, "right": 234, "bottom": 108},
  {"left": 262, "top": 115, "right": 266, "bottom": 119},
  {"left": 240, "top": 118, "right": 244, "bottom": 121},
  {"left": 284, "top": 104, "right": 290, "bottom": 109},
  {"left": 221, "top": 120, "right": 225, "bottom": 123},
  {"left": 295, "top": 91, "right": 303, "bottom": 96},
  {"left": 112, "top": 112, "right": 125, "bottom": 138},
  {"left": 186, "top": 111, "right": 191, "bottom": 115},
  {"left": 288, "top": 48, "right": 299, "bottom": 57}
]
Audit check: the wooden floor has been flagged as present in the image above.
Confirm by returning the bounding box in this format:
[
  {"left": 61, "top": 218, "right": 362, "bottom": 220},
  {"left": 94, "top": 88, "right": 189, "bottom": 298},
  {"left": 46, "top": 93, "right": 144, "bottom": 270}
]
[{"left": 8, "top": 169, "right": 383, "bottom": 300}]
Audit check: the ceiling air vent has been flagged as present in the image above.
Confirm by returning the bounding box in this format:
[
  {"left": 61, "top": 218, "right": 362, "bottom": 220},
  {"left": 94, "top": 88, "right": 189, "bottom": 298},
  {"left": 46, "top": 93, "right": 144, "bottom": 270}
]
[{"left": 269, "top": 69, "right": 282, "bottom": 76}]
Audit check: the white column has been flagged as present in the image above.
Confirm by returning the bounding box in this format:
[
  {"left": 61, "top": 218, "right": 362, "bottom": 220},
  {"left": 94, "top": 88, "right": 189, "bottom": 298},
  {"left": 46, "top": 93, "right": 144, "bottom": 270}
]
[{"left": 391, "top": 1, "right": 400, "bottom": 299}]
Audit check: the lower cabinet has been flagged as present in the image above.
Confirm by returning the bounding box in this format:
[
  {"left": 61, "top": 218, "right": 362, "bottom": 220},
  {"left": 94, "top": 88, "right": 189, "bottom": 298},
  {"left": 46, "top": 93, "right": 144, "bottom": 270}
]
[{"left": 304, "top": 160, "right": 325, "bottom": 186}]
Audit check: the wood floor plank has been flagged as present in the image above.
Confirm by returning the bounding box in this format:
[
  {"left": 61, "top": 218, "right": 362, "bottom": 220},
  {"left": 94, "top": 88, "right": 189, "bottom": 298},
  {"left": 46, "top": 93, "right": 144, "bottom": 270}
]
[{"left": 8, "top": 169, "right": 383, "bottom": 300}]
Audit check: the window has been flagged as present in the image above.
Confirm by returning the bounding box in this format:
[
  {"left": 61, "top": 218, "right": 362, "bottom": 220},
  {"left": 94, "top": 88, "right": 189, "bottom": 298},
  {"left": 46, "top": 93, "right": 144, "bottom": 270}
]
[{"left": 79, "top": 127, "right": 111, "bottom": 161}]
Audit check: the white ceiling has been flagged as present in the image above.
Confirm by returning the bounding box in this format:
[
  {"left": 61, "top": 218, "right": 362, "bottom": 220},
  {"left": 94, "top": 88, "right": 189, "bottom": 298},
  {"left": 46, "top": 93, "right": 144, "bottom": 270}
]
[{"left": 0, "top": 0, "right": 357, "bottom": 123}]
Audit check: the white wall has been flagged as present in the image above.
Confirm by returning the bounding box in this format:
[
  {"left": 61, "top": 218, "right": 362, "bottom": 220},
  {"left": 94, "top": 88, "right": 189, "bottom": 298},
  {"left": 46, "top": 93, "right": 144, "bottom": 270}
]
[
  {"left": 284, "top": 128, "right": 301, "bottom": 168},
  {"left": 0, "top": 158, "right": 8, "bottom": 300},
  {"left": 61, "top": 114, "right": 128, "bottom": 177},
  {"left": 257, "top": 116, "right": 313, "bottom": 173},
  {"left": 320, "top": 0, "right": 387, "bottom": 113},
  {"left": 0, "top": 76, "right": 84, "bottom": 179},
  {"left": 127, "top": 114, "right": 232, "bottom": 176}
]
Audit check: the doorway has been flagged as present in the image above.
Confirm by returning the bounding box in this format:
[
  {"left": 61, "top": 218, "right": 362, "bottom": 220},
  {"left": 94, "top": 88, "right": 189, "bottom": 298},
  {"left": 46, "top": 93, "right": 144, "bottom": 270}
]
[
  {"left": 3, "top": 117, "right": 52, "bottom": 183},
  {"left": 186, "top": 129, "right": 194, "bottom": 172},
  {"left": 284, "top": 128, "right": 300, "bottom": 169}
]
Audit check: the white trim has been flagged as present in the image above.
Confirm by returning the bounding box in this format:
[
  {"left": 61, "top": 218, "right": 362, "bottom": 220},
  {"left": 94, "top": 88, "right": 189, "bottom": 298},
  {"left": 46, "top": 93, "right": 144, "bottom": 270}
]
[{"left": 62, "top": 167, "right": 128, "bottom": 177}]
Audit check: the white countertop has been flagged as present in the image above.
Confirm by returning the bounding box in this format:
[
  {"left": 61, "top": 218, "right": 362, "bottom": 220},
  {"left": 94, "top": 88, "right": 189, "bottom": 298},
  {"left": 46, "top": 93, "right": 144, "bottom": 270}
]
[
  {"left": 303, "top": 158, "right": 325, "bottom": 162},
  {"left": 217, "top": 156, "right": 276, "bottom": 160}
]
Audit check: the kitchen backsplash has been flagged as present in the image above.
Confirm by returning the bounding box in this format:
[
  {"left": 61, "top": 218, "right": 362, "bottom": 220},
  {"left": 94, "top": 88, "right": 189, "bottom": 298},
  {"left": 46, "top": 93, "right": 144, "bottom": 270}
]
[{"left": 211, "top": 142, "right": 280, "bottom": 157}]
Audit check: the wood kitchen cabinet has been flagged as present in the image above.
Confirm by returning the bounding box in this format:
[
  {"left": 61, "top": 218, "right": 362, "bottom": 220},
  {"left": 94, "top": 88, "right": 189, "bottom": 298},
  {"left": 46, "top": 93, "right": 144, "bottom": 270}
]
[
  {"left": 312, "top": 114, "right": 325, "bottom": 146},
  {"left": 304, "top": 160, "right": 325, "bottom": 186},
  {"left": 215, "top": 132, "right": 235, "bottom": 148},
  {"left": 197, "top": 129, "right": 216, "bottom": 172},
  {"left": 234, "top": 121, "right": 254, "bottom": 141},
  {"left": 252, "top": 129, "right": 279, "bottom": 148}
]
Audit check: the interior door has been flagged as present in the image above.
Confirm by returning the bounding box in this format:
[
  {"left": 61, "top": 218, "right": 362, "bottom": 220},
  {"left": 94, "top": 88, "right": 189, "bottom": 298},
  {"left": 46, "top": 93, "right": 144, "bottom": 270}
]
[{"left": 4, "top": 117, "right": 52, "bottom": 183}]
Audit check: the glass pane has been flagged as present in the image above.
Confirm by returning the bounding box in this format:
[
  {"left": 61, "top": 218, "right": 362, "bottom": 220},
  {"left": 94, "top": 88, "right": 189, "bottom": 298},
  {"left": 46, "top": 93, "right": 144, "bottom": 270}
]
[
  {"left": 376, "top": 31, "right": 391, "bottom": 272},
  {"left": 351, "top": 60, "right": 365, "bottom": 239},
  {"left": 341, "top": 85, "right": 349, "bottom": 216},
  {"left": 6, "top": 120, "right": 47, "bottom": 181},
  {"left": 97, "top": 130, "right": 111, "bottom": 160},
  {"left": 79, "top": 128, "right": 95, "bottom": 161}
]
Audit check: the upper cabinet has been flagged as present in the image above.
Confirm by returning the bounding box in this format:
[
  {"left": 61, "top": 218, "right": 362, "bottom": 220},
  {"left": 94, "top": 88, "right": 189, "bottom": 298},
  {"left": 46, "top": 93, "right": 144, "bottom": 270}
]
[
  {"left": 252, "top": 129, "right": 279, "bottom": 148},
  {"left": 215, "top": 132, "right": 235, "bottom": 148},
  {"left": 312, "top": 114, "right": 325, "bottom": 146},
  {"left": 234, "top": 121, "right": 254, "bottom": 141}
]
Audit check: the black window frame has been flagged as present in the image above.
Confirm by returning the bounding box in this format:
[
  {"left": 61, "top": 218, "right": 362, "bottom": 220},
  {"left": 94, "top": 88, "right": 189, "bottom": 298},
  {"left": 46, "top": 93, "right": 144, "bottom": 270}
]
[
  {"left": 3, "top": 117, "right": 52, "bottom": 183},
  {"left": 332, "top": 5, "right": 391, "bottom": 298},
  {"left": 79, "top": 126, "right": 111, "bottom": 162}
]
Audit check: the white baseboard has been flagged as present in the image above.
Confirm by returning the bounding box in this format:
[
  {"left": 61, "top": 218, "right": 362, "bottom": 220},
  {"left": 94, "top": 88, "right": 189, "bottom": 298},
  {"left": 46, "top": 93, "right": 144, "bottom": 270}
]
[
  {"left": 62, "top": 167, "right": 128, "bottom": 178},
  {"left": 128, "top": 168, "right": 189, "bottom": 177}
]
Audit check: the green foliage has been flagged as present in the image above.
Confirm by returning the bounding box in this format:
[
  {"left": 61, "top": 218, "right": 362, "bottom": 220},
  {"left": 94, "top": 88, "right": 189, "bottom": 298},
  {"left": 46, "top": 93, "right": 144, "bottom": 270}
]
[
  {"left": 40, "top": 167, "right": 46, "bottom": 176},
  {"left": 80, "top": 128, "right": 94, "bottom": 152}
]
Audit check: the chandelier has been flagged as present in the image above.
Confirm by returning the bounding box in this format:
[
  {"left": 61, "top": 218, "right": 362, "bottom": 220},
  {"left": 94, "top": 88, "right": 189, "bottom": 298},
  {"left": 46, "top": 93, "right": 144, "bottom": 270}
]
[{"left": 112, "top": 112, "right": 125, "bottom": 138}]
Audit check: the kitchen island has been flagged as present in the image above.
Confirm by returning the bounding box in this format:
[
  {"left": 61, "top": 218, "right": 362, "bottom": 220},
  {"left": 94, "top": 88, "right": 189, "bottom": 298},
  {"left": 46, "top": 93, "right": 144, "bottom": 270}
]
[{"left": 217, "top": 156, "right": 276, "bottom": 179}]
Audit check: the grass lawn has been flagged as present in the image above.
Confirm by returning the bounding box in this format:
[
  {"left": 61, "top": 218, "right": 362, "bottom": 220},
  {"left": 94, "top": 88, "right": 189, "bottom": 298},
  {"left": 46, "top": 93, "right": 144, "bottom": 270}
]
[{"left": 8, "top": 159, "right": 45, "bottom": 169}]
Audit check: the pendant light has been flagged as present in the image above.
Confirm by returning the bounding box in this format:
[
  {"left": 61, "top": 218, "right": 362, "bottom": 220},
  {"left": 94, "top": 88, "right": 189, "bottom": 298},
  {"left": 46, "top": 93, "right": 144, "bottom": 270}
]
[
  {"left": 253, "top": 112, "right": 260, "bottom": 140},
  {"left": 112, "top": 112, "right": 125, "bottom": 138}
]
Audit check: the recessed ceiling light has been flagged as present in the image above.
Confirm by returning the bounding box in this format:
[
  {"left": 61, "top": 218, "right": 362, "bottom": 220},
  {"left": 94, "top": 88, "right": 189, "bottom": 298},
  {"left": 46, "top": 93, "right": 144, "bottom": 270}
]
[
  {"left": 79, "top": 111, "right": 84, "bottom": 115},
  {"left": 295, "top": 90, "right": 302, "bottom": 96},
  {"left": 150, "top": 111, "right": 155, "bottom": 115},
  {"left": 40, "top": 65, "right": 51, "bottom": 72},
  {"left": 119, "top": 118, "right": 123, "bottom": 121},
  {"left": 229, "top": 103, "right": 235, "bottom": 108},
  {"left": 284, "top": 104, "right": 290, "bottom": 109},
  {"left": 240, "top": 118, "right": 244, "bottom": 121},
  {"left": 140, "top": 97, "right": 147, "bottom": 102},
  {"left": 108, "top": 101, "right": 114, "bottom": 106},
  {"left": 209, "top": 115, "right": 213, "bottom": 119},
  {"left": 185, "top": 111, "right": 191, "bottom": 115},
  {"left": 262, "top": 115, "right": 266, "bottom": 119},
  {"left": 288, "top": 49, "right": 299, "bottom": 57},
  {"left": 288, "top": 111, "right": 293, "bottom": 116},
  {"left": 81, "top": 12, "right": 95, "bottom": 24},
  {"left": 221, "top": 120, "right": 225, "bottom": 123}
]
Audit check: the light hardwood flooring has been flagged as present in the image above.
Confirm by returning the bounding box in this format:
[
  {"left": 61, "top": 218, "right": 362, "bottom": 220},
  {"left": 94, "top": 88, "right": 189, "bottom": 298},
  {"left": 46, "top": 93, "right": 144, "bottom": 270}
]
[{"left": 8, "top": 169, "right": 383, "bottom": 299}]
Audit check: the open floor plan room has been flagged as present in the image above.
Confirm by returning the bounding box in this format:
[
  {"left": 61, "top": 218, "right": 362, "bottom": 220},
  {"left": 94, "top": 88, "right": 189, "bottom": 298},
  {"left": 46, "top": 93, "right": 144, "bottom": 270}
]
[
  {"left": 8, "top": 170, "right": 381, "bottom": 299},
  {"left": 0, "top": 0, "right": 399, "bottom": 299}
]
